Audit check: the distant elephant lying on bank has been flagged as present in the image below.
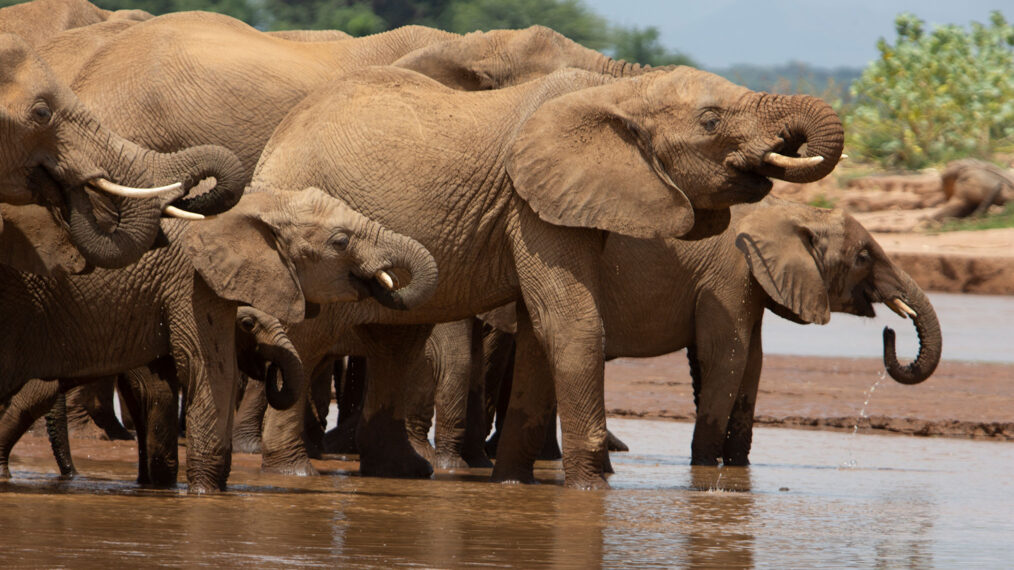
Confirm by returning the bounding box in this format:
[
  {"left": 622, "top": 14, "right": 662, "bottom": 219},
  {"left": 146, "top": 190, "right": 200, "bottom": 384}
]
[
  {"left": 403, "top": 198, "right": 941, "bottom": 468},
  {"left": 931, "top": 158, "right": 1014, "bottom": 220},
  {"left": 0, "top": 189, "right": 437, "bottom": 492},
  {"left": 250, "top": 61, "right": 845, "bottom": 488}
]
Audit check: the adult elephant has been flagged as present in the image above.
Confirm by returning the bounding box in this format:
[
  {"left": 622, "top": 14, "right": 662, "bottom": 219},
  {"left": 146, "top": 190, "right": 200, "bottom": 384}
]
[
  {"left": 250, "top": 64, "right": 845, "bottom": 488},
  {"left": 0, "top": 188, "right": 437, "bottom": 492},
  {"left": 0, "top": 0, "right": 149, "bottom": 49},
  {"left": 0, "top": 34, "right": 245, "bottom": 271},
  {"left": 411, "top": 196, "right": 942, "bottom": 468},
  {"left": 932, "top": 158, "right": 1014, "bottom": 220}
]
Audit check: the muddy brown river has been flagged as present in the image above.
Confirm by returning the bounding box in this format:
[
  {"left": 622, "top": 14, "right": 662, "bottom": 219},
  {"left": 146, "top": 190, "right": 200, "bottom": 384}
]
[{"left": 3, "top": 418, "right": 1012, "bottom": 567}]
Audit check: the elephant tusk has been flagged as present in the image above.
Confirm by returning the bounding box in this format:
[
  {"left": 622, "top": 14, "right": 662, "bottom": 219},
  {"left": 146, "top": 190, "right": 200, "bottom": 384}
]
[
  {"left": 163, "top": 205, "right": 205, "bottom": 220},
  {"left": 887, "top": 297, "right": 917, "bottom": 319},
  {"left": 90, "top": 178, "right": 183, "bottom": 199},
  {"left": 762, "top": 152, "right": 825, "bottom": 169},
  {"left": 375, "top": 269, "right": 398, "bottom": 290}
]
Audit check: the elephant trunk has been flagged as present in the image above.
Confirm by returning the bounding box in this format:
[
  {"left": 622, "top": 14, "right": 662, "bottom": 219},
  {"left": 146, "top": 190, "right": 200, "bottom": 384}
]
[
  {"left": 359, "top": 223, "right": 439, "bottom": 311},
  {"left": 881, "top": 272, "right": 942, "bottom": 385},
  {"left": 58, "top": 108, "right": 244, "bottom": 268},
  {"left": 258, "top": 332, "right": 302, "bottom": 411},
  {"left": 756, "top": 94, "right": 844, "bottom": 183}
]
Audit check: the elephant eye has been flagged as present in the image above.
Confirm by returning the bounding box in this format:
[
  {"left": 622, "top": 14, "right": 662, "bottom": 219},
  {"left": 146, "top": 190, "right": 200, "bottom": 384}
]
[
  {"left": 856, "top": 249, "right": 871, "bottom": 265},
  {"left": 30, "top": 101, "right": 52, "bottom": 124},
  {"left": 330, "top": 232, "right": 350, "bottom": 251},
  {"left": 700, "top": 114, "right": 720, "bottom": 133},
  {"left": 239, "top": 317, "right": 256, "bottom": 332}
]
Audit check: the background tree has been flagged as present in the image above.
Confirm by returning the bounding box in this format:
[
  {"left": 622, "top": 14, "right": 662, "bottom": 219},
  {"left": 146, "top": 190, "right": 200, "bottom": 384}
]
[{"left": 847, "top": 11, "right": 1014, "bottom": 169}]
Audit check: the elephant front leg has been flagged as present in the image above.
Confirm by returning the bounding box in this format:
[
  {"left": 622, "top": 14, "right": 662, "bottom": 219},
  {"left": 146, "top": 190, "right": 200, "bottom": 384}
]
[
  {"left": 260, "top": 365, "right": 319, "bottom": 476},
  {"left": 689, "top": 328, "right": 754, "bottom": 466},
  {"left": 0, "top": 379, "right": 60, "bottom": 479},
  {"left": 356, "top": 324, "right": 434, "bottom": 479},
  {"left": 232, "top": 376, "right": 267, "bottom": 455},
  {"left": 431, "top": 319, "right": 486, "bottom": 469},
  {"left": 45, "top": 390, "right": 77, "bottom": 479},
  {"left": 722, "top": 331, "right": 764, "bottom": 466}
]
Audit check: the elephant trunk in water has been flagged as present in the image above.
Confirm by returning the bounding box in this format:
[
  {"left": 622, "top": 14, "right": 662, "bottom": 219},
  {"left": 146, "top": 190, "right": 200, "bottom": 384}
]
[
  {"left": 58, "top": 108, "right": 245, "bottom": 268},
  {"left": 357, "top": 222, "right": 439, "bottom": 311},
  {"left": 754, "top": 93, "right": 845, "bottom": 184},
  {"left": 881, "top": 271, "right": 942, "bottom": 385}
]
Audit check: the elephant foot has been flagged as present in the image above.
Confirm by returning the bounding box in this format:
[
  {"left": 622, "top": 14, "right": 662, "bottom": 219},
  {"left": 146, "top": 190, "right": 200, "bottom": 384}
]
[
  {"left": 690, "top": 455, "right": 720, "bottom": 467},
  {"left": 323, "top": 422, "right": 357, "bottom": 454},
  {"left": 144, "top": 459, "right": 180, "bottom": 488},
  {"left": 564, "top": 474, "right": 611, "bottom": 490},
  {"left": 408, "top": 436, "right": 436, "bottom": 465},
  {"left": 0, "top": 463, "right": 10, "bottom": 479},
  {"left": 261, "top": 456, "right": 320, "bottom": 477},
  {"left": 490, "top": 461, "right": 535, "bottom": 485},
  {"left": 232, "top": 435, "right": 263, "bottom": 455},
  {"left": 605, "top": 429, "right": 629, "bottom": 452},
  {"left": 722, "top": 454, "right": 750, "bottom": 467},
  {"left": 434, "top": 451, "right": 470, "bottom": 470},
  {"left": 57, "top": 468, "right": 78, "bottom": 480},
  {"left": 357, "top": 412, "right": 433, "bottom": 479},
  {"left": 461, "top": 448, "right": 493, "bottom": 469}
]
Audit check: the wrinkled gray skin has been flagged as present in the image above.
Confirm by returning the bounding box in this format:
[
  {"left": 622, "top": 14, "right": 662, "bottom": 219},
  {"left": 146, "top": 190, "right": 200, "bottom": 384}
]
[
  {"left": 0, "top": 190, "right": 437, "bottom": 492},
  {"left": 0, "top": 0, "right": 150, "bottom": 49},
  {"left": 251, "top": 64, "right": 845, "bottom": 489},
  {"left": 407, "top": 198, "right": 942, "bottom": 468},
  {"left": 0, "top": 32, "right": 245, "bottom": 272},
  {"left": 932, "top": 158, "right": 1014, "bottom": 220}
]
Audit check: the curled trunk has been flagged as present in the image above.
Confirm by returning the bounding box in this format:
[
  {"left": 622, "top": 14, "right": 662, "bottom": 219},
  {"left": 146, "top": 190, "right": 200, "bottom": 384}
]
[
  {"left": 362, "top": 228, "right": 439, "bottom": 311},
  {"left": 258, "top": 336, "right": 302, "bottom": 411},
  {"left": 756, "top": 94, "right": 845, "bottom": 183},
  {"left": 882, "top": 272, "right": 942, "bottom": 385}
]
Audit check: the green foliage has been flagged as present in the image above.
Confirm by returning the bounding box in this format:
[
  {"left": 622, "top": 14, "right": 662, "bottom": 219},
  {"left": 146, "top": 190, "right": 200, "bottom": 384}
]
[
  {"left": 848, "top": 11, "right": 1014, "bottom": 170},
  {"left": 440, "top": 0, "right": 609, "bottom": 49},
  {"left": 609, "top": 25, "right": 694, "bottom": 67},
  {"left": 716, "top": 62, "right": 861, "bottom": 104},
  {"left": 808, "top": 193, "right": 837, "bottom": 209}
]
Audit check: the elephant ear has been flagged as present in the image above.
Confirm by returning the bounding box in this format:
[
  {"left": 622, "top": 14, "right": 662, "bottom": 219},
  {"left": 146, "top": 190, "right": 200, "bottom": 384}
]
[
  {"left": 185, "top": 193, "right": 306, "bottom": 324},
  {"left": 735, "top": 208, "right": 830, "bottom": 324},
  {"left": 0, "top": 204, "right": 87, "bottom": 276},
  {"left": 392, "top": 36, "right": 493, "bottom": 91},
  {"left": 506, "top": 80, "right": 694, "bottom": 239}
]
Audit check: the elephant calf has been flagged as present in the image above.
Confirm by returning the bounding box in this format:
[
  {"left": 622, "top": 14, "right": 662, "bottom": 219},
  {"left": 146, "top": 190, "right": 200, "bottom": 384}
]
[
  {"left": 932, "top": 158, "right": 1014, "bottom": 220},
  {"left": 415, "top": 198, "right": 942, "bottom": 467}
]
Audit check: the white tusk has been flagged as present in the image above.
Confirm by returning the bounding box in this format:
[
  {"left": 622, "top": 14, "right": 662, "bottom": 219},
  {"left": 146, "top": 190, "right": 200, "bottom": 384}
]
[
  {"left": 91, "top": 178, "right": 183, "bottom": 199},
  {"left": 840, "top": 153, "right": 849, "bottom": 160},
  {"left": 375, "top": 269, "right": 397, "bottom": 290},
  {"left": 887, "top": 298, "right": 917, "bottom": 319},
  {"left": 163, "top": 205, "right": 205, "bottom": 220},
  {"left": 762, "top": 152, "right": 825, "bottom": 169}
]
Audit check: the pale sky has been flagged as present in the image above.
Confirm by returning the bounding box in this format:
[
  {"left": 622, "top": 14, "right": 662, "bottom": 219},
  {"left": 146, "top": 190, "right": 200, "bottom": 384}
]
[{"left": 583, "top": 0, "right": 1011, "bottom": 69}]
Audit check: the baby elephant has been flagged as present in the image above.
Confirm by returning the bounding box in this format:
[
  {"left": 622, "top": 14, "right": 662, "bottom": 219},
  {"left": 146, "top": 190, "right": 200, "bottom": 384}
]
[
  {"left": 425, "top": 198, "right": 942, "bottom": 467},
  {"left": 933, "top": 158, "right": 1014, "bottom": 220}
]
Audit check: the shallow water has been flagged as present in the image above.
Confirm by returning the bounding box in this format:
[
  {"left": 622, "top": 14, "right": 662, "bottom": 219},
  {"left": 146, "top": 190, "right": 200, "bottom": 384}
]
[
  {"left": 764, "top": 292, "right": 1013, "bottom": 363},
  {"left": 3, "top": 418, "right": 1011, "bottom": 567}
]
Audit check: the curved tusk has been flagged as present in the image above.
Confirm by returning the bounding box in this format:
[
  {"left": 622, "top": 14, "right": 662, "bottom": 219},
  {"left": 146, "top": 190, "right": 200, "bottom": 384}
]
[
  {"left": 163, "top": 205, "right": 205, "bottom": 221},
  {"left": 91, "top": 178, "right": 183, "bottom": 199},
  {"left": 887, "top": 298, "right": 917, "bottom": 319},
  {"left": 762, "top": 152, "right": 825, "bottom": 169},
  {"left": 375, "top": 269, "right": 397, "bottom": 291}
]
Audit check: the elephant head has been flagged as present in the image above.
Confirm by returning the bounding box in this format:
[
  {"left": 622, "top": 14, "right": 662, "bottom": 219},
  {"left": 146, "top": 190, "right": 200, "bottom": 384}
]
[
  {"left": 505, "top": 67, "right": 845, "bottom": 239},
  {"left": 393, "top": 25, "right": 654, "bottom": 91},
  {"left": 235, "top": 306, "right": 302, "bottom": 410},
  {"left": 735, "top": 200, "right": 942, "bottom": 385},
  {"left": 0, "top": 33, "right": 245, "bottom": 269},
  {"left": 186, "top": 188, "right": 440, "bottom": 324}
]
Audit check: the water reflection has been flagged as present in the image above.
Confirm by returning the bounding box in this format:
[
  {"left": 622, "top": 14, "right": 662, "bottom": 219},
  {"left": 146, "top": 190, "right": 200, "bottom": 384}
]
[{"left": 685, "top": 466, "right": 754, "bottom": 568}]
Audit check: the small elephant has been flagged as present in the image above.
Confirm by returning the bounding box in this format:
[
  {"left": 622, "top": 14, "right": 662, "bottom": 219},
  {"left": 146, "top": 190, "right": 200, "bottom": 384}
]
[
  {"left": 0, "top": 189, "right": 437, "bottom": 492},
  {"left": 250, "top": 62, "right": 845, "bottom": 489},
  {"left": 932, "top": 158, "right": 1014, "bottom": 220},
  {"left": 406, "top": 198, "right": 941, "bottom": 468}
]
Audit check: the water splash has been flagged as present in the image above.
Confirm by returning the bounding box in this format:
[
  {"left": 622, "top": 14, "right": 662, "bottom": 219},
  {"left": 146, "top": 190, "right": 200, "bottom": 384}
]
[{"left": 841, "top": 370, "right": 886, "bottom": 469}]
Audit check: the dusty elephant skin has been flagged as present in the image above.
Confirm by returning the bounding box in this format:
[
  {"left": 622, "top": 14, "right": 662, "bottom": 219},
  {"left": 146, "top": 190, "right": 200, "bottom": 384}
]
[
  {"left": 0, "top": 34, "right": 245, "bottom": 271},
  {"left": 0, "top": 190, "right": 437, "bottom": 492},
  {"left": 933, "top": 158, "right": 1014, "bottom": 220},
  {"left": 250, "top": 63, "right": 844, "bottom": 489}
]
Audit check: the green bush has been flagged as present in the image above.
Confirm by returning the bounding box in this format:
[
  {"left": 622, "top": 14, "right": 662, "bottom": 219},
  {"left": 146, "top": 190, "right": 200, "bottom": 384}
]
[{"left": 847, "top": 11, "right": 1014, "bottom": 170}]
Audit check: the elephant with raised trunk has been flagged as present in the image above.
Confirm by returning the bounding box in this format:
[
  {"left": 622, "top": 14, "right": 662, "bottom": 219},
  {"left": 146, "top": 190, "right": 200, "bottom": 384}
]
[
  {"left": 0, "top": 189, "right": 437, "bottom": 492},
  {"left": 0, "top": 33, "right": 245, "bottom": 271},
  {"left": 250, "top": 63, "right": 845, "bottom": 488}
]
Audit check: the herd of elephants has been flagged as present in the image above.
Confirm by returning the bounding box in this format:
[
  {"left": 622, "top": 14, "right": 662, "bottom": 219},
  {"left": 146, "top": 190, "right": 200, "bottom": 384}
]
[{"left": 0, "top": 0, "right": 943, "bottom": 494}]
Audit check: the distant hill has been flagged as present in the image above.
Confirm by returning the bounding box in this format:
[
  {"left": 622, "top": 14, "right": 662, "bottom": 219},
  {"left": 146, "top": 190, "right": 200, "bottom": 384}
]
[{"left": 711, "top": 62, "right": 863, "bottom": 104}]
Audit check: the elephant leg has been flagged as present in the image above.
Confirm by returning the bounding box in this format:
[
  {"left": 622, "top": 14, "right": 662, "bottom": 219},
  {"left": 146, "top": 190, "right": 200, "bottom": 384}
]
[
  {"left": 722, "top": 326, "right": 764, "bottom": 466},
  {"left": 260, "top": 360, "right": 322, "bottom": 476},
  {"left": 45, "top": 389, "right": 77, "bottom": 479},
  {"left": 538, "top": 406, "right": 562, "bottom": 461},
  {"left": 0, "top": 379, "right": 60, "bottom": 479},
  {"left": 324, "top": 356, "right": 366, "bottom": 454},
  {"left": 972, "top": 181, "right": 1005, "bottom": 217},
  {"left": 404, "top": 346, "right": 436, "bottom": 465},
  {"left": 482, "top": 334, "right": 516, "bottom": 458},
  {"left": 303, "top": 362, "right": 334, "bottom": 460},
  {"left": 459, "top": 320, "right": 493, "bottom": 468},
  {"left": 356, "top": 323, "right": 434, "bottom": 479},
  {"left": 431, "top": 319, "right": 484, "bottom": 470},
  {"left": 65, "top": 378, "right": 133, "bottom": 441},
  {"left": 689, "top": 320, "right": 752, "bottom": 466},
  {"left": 490, "top": 305, "right": 557, "bottom": 485},
  {"left": 118, "top": 358, "right": 180, "bottom": 487},
  {"left": 169, "top": 289, "right": 239, "bottom": 493},
  {"left": 232, "top": 375, "right": 266, "bottom": 454}
]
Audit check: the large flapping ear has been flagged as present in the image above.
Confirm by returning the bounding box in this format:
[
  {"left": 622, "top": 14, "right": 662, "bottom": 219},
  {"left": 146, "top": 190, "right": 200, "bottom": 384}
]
[
  {"left": 735, "top": 207, "right": 831, "bottom": 324},
  {"left": 0, "top": 204, "right": 87, "bottom": 276},
  {"left": 185, "top": 193, "right": 306, "bottom": 324},
  {"left": 506, "top": 80, "right": 694, "bottom": 239}
]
